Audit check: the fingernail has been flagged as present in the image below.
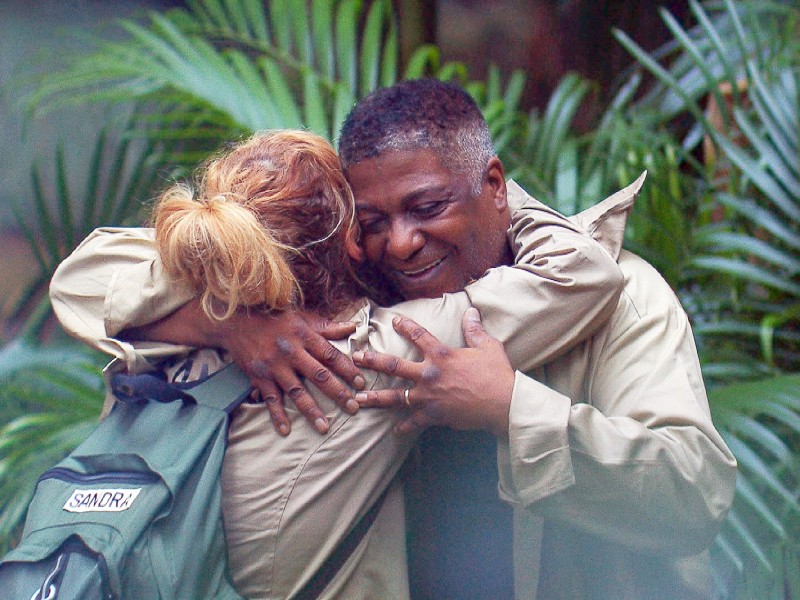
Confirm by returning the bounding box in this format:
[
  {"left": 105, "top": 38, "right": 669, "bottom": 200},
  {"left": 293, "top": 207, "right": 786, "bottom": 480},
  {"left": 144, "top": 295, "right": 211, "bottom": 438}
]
[
  {"left": 355, "top": 392, "right": 368, "bottom": 403},
  {"left": 352, "top": 351, "right": 364, "bottom": 362},
  {"left": 466, "top": 307, "right": 480, "bottom": 321},
  {"left": 315, "top": 417, "right": 329, "bottom": 434},
  {"left": 346, "top": 398, "right": 359, "bottom": 414},
  {"left": 392, "top": 316, "right": 401, "bottom": 326},
  {"left": 278, "top": 423, "right": 291, "bottom": 436},
  {"left": 353, "top": 375, "right": 366, "bottom": 389}
]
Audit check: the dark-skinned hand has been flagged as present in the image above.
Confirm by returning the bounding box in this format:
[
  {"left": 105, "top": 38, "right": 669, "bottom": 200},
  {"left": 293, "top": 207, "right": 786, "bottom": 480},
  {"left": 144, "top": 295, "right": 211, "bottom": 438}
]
[
  {"left": 352, "top": 308, "right": 515, "bottom": 437},
  {"left": 125, "top": 302, "right": 365, "bottom": 436},
  {"left": 216, "top": 310, "right": 366, "bottom": 436}
]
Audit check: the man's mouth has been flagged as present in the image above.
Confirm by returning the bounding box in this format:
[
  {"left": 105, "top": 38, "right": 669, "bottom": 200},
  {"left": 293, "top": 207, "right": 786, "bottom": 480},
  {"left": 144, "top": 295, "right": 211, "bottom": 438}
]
[{"left": 398, "top": 256, "right": 446, "bottom": 278}]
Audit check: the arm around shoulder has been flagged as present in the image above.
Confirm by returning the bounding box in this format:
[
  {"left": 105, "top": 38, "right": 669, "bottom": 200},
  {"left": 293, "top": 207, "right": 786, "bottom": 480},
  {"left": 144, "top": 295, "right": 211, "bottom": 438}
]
[
  {"left": 50, "top": 227, "right": 196, "bottom": 369},
  {"left": 464, "top": 182, "right": 626, "bottom": 371}
]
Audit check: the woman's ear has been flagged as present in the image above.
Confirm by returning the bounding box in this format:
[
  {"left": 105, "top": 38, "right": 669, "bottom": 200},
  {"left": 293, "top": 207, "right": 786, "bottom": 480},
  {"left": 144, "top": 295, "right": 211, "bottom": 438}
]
[{"left": 345, "top": 225, "right": 364, "bottom": 262}]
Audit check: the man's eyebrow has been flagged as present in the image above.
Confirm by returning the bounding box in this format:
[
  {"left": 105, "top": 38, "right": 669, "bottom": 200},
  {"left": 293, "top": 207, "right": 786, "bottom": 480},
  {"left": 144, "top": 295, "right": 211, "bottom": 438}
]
[
  {"left": 355, "top": 183, "right": 452, "bottom": 214},
  {"left": 404, "top": 184, "right": 450, "bottom": 203}
]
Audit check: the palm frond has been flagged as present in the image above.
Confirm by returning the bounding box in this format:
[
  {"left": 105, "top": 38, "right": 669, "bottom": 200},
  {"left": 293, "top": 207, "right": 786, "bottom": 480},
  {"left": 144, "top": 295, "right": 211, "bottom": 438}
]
[
  {"left": 709, "top": 375, "right": 800, "bottom": 595},
  {"left": 26, "top": 0, "right": 403, "bottom": 146},
  {"left": 7, "top": 122, "right": 165, "bottom": 338}
]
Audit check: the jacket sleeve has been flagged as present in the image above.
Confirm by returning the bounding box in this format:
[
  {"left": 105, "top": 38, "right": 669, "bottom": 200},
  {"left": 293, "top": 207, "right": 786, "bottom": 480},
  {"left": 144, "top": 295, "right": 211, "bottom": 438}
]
[
  {"left": 49, "top": 227, "right": 196, "bottom": 374},
  {"left": 462, "top": 180, "right": 626, "bottom": 370},
  {"left": 496, "top": 251, "right": 737, "bottom": 554}
]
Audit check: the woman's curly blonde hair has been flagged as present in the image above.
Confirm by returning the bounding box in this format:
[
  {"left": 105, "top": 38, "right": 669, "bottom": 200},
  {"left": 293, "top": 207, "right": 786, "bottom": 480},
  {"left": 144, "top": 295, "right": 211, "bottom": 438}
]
[{"left": 152, "top": 130, "right": 361, "bottom": 321}]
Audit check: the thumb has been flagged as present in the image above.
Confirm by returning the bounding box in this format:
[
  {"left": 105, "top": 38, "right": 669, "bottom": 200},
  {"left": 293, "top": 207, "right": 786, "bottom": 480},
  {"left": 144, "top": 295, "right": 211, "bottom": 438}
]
[
  {"left": 462, "top": 307, "right": 490, "bottom": 348},
  {"left": 303, "top": 311, "right": 356, "bottom": 339}
]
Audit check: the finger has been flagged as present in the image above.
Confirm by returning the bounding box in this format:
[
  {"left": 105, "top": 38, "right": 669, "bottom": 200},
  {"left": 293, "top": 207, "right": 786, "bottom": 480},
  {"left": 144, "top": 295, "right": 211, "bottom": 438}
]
[
  {"left": 258, "top": 381, "right": 291, "bottom": 436},
  {"left": 461, "top": 307, "right": 495, "bottom": 348},
  {"left": 303, "top": 311, "right": 357, "bottom": 340},
  {"left": 354, "top": 387, "right": 408, "bottom": 409},
  {"left": 272, "top": 369, "right": 330, "bottom": 435},
  {"left": 394, "top": 410, "right": 432, "bottom": 435},
  {"left": 276, "top": 337, "right": 359, "bottom": 414},
  {"left": 305, "top": 333, "right": 366, "bottom": 391},
  {"left": 352, "top": 349, "right": 421, "bottom": 381},
  {"left": 316, "top": 320, "right": 357, "bottom": 340},
  {"left": 391, "top": 315, "right": 450, "bottom": 355}
]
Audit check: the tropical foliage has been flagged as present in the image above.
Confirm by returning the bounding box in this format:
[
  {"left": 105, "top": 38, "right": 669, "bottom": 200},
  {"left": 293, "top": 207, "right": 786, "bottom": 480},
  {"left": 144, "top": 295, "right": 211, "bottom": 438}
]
[{"left": 2, "top": 0, "right": 799, "bottom": 597}]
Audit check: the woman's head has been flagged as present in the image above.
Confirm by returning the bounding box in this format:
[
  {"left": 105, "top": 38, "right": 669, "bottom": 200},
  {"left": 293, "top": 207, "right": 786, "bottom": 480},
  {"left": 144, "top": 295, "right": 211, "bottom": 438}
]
[{"left": 152, "top": 130, "right": 362, "bottom": 320}]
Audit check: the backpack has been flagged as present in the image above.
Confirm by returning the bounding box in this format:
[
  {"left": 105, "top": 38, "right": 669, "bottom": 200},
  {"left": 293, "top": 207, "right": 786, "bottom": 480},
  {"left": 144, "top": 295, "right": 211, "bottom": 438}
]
[{"left": 0, "top": 363, "right": 252, "bottom": 600}]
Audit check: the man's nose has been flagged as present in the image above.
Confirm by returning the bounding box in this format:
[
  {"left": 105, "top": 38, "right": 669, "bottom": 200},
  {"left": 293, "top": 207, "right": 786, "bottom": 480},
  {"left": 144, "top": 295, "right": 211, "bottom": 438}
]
[{"left": 386, "top": 219, "right": 424, "bottom": 261}]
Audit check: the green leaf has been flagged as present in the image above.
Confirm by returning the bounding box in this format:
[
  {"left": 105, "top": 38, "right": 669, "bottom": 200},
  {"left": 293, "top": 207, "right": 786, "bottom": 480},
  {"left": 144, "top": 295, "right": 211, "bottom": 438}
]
[
  {"left": 269, "top": 0, "right": 293, "bottom": 53},
  {"left": 260, "top": 57, "right": 304, "bottom": 128},
  {"left": 404, "top": 45, "right": 439, "bottom": 79},
  {"left": 303, "top": 70, "right": 330, "bottom": 140},
  {"left": 311, "top": 0, "right": 335, "bottom": 79},
  {"left": 691, "top": 256, "right": 800, "bottom": 296},
  {"left": 359, "top": 0, "right": 387, "bottom": 97},
  {"left": 335, "top": 0, "right": 361, "bottom": 92}
]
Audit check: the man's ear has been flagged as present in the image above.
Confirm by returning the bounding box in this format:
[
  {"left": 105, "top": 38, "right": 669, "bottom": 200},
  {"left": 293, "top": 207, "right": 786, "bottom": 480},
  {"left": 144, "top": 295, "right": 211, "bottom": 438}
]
[
  {"left": 345, "top": 224, "right": 365, "bottom": 262},
  {"left": 486, "top": 157, "right": 508, "bottom": 213}
]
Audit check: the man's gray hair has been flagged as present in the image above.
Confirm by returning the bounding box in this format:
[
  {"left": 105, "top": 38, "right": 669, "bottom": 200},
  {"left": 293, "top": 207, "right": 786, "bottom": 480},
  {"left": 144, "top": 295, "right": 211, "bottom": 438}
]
[{"left": 338, "top": 79, "right": 495, "bottom": 196}]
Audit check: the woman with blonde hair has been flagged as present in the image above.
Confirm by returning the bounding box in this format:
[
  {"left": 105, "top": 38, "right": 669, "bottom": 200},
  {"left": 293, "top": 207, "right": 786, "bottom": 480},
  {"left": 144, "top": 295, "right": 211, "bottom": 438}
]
[
  {"left": 153, "top": 130, "right": 363, "bottom": 322},
  {"left": 51, "top": 129, "right": 626, "bottom": 597}
]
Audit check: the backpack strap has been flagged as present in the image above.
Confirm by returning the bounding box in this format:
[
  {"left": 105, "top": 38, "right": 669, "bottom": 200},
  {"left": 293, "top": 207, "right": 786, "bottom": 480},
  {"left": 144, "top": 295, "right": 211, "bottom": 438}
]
[
  {"left": 184, "top": 363, "right": 254, "bottom": 413},
  {"left": 293, "top": 484, "right": 391, "bottom": 600},
  {"left": 110, "top": 363, "right": 253, "bottom": 413}
]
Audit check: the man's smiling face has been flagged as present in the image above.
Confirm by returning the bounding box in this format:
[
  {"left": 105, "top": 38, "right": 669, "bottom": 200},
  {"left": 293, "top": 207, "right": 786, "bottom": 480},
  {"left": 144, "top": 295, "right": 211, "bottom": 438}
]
[{"left": 346, "top": 148, "right": 511, "bottom": 300}]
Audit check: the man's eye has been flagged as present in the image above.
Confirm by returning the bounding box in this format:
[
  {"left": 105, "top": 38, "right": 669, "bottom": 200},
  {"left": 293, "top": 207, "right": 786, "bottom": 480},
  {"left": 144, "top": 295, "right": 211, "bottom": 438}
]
[
  {"left": 358, "top": 217, "right": 387, "bottom": 234},
  {"left": 412, "top": 201, "right": 447, "bottom": 217}
]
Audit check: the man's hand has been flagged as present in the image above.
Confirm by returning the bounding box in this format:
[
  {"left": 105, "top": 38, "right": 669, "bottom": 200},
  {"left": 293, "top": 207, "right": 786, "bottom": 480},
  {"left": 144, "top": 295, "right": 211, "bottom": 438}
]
[{"left": 352, "top": 308, "right": 514, "bottom": 437}]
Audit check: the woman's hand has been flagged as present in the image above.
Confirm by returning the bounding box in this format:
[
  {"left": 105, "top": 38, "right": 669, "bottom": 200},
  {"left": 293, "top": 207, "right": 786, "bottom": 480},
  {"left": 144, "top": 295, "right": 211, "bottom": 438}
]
[{"left": 352, "top": 308, "right": 514, "bottom": 437}]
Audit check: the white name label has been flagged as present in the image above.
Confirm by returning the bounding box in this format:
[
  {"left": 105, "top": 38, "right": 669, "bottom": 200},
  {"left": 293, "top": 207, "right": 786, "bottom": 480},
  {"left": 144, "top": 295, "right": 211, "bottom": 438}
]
[{"left": 63, "top": 488, "right": 142, "bottom": 513}]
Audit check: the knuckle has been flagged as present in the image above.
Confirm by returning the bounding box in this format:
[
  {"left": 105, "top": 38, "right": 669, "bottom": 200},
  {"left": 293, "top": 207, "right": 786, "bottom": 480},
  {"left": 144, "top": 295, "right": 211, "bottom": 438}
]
[
  {"left": 433, "top": 345, "right": 450, "bottom": 359},
  {"left": 249, "top": 359, "right": 271, "bottom": 379},
  {"left": 407, "top": 325, "right": 427, "bottom": 342},
  {"left": 321, "top": 344, "right": 340, "bottom": 364},
  {"left": 263, "top": 392, "right": 281, "bottom": 404},
  {"left": 293, "top": 323, "right": 313, "bottom": 342},
  {"left": 276, "top": 337, "right": 294, "bottom": 356},
  {"left": 359, "top": 350, "right": 377, "bottom": 366},
  {"left": 311, "top": 367, "right": 331, "bottom": 384},
  {"left": 385, "top": 357, "right": 401, "bottom": 374},
  {"left": 420, "top": 365, "right": 442, "bottom": 383},
  {"left": 285, "top": 385, "right": 305, "bottom": 401}
]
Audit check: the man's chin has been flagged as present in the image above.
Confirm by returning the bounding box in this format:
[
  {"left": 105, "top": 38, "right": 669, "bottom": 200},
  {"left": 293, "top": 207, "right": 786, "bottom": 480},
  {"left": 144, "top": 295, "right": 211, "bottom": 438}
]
[{"left": 396, "top": 277, "right": 462, "bottom": 301}]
